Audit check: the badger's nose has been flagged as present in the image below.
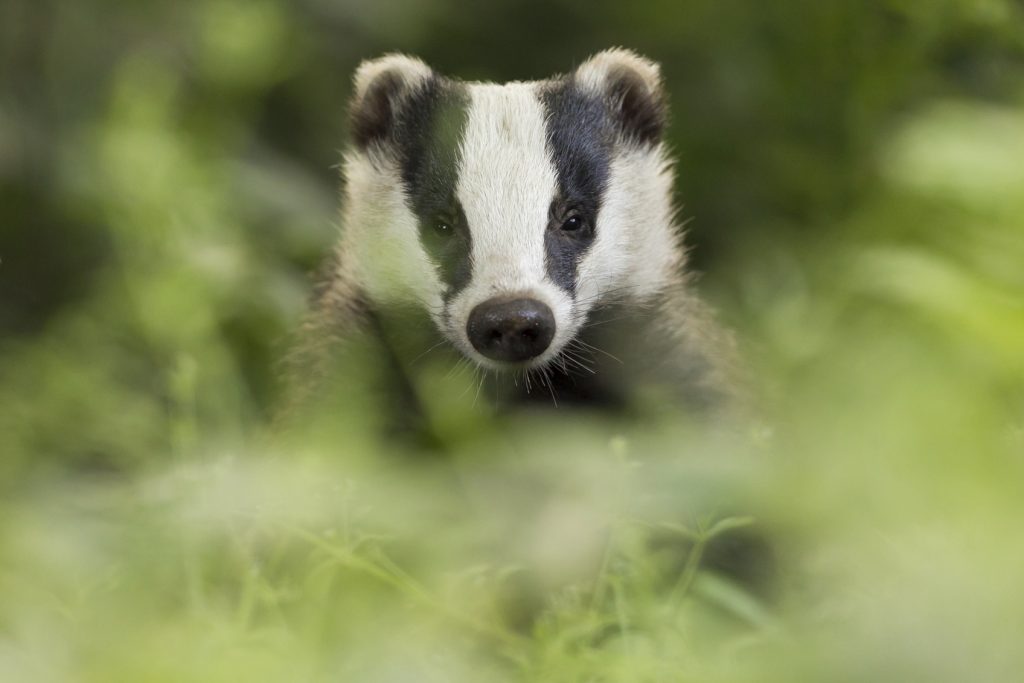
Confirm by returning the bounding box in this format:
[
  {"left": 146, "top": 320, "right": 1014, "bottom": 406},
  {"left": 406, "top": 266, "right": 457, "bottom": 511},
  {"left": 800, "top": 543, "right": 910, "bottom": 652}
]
[{"left": 467, "top": 298, "right": 555, "bottom": 363}]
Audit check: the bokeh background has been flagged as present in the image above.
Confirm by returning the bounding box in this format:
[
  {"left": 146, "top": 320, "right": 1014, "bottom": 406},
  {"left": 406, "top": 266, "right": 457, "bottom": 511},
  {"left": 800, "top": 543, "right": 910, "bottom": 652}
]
[{"left": 2, "top": 1, "right": 1023, "bottom": 681}]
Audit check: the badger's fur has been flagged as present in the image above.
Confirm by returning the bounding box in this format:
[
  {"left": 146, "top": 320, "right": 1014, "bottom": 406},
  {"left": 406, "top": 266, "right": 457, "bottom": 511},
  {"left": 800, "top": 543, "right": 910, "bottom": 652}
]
[{"left": 285, "top": 49, "right": 739, "bottom": 436}]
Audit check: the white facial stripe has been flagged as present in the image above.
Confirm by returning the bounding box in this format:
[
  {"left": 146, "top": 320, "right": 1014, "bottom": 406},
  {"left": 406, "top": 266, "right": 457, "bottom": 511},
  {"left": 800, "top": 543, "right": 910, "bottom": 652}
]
[
  {"left": 444, "top": 84, "right": 579, "bottom": 368},
  {"left": 456, "top": 84, "right": 558, "bottom": 294}
]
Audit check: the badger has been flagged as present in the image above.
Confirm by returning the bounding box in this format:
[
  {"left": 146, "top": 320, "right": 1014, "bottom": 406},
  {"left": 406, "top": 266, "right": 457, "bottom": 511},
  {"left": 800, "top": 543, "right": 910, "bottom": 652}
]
[{"left": 284, "top": 49, "right": 740, "bottom": 438}]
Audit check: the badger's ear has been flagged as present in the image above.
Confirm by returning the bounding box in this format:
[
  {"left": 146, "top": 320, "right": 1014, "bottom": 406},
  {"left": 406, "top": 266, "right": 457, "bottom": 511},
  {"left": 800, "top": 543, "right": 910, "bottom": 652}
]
[
  {"left": 350, "top": 54, "right": 434, "bottom": 150},
  {"left": 574, "top": 48, "right": 666, "bottom": 145}
]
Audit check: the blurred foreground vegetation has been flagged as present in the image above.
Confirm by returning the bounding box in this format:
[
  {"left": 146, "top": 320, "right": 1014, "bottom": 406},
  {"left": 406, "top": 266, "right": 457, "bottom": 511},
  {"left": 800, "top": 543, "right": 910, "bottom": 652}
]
[{"left": 2, "top": 1, "right": 1023, "bottom": 681}]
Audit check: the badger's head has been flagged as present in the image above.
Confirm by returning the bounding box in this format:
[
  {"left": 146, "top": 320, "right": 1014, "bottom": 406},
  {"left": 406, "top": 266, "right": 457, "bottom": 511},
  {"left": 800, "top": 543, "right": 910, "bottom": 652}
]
[{"left": 338, "top": 49, "right": 683, "bottom": 371}]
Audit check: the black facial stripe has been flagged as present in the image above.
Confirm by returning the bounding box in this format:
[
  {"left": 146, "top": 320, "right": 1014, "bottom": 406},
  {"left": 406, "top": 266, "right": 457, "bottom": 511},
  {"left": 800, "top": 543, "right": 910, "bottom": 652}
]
[
  {"left": 390, "top": 77, "right": 473, "bottom": 298},
  {"left": 540, "top": 78, "right": 614, "bottom": 295}
]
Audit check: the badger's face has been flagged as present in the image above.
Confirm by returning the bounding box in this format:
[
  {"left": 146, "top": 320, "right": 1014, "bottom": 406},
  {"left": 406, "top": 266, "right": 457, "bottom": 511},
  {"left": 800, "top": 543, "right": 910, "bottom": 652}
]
[{"left": 340, "top": 50, "right": 682, "bottom": 371}]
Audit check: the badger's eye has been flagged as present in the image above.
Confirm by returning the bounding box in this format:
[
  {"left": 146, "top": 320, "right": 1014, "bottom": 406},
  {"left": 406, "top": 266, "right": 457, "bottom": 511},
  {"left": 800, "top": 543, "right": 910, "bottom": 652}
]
[
  {"left": 561, "top": 216, "right": 584, "bottom": 232},
  {"left": 433, "top": 219, "right": 453, "bottom": 237}
]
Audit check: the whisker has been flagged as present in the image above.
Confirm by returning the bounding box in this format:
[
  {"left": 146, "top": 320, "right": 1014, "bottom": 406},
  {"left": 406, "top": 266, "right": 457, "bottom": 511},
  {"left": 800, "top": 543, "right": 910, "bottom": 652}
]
[
  {"left": 457, "top": 366, "right": 477, "bottom": 401},
  {"left": 571, "top": 338, "right": 624, "bottom": 365},
  {"left": 558, "top": 348, "right": 596, "bottom": 375},
  {"left": 444, "top": 357, "right": 469, "bottom": 381},
  {"left": 409, "top": 338, "right": 449, "bottom": 366},
  {"left": 556, "top": 355, "right": 580, "bottom": 387},
  {"left": 542, "top": 366, "right": 558, "bottom": 407},
  {"left": 570, "top": 282, "right": 658, "bottom": 308},
  {"left": 473, "top": 366, "right": 485, "bottom": 408},
  {"left": 581, "top": 312, "right": 646, "bottom": 330}
]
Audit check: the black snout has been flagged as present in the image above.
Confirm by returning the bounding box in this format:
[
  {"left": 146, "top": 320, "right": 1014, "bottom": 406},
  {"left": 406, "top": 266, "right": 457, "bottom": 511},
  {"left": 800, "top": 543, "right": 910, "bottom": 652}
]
[{"left": 467, "top": 298, "right": 556, "bottom": 363}]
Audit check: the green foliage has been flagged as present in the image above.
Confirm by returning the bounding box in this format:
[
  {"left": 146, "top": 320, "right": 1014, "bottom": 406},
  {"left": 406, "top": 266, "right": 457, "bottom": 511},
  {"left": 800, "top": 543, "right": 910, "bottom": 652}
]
[{"left": 2, "top": 0, "right": 1023, "bottom": 680}]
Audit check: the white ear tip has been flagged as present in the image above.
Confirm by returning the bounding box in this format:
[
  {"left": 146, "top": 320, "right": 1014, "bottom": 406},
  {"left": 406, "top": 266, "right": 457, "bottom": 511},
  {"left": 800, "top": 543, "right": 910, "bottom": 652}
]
[
  {"left": 353, "top": 54, "right": 433, "bottom": 99},
  {"left": 575, "top": 48, "right": 662, "bottom": 93}
]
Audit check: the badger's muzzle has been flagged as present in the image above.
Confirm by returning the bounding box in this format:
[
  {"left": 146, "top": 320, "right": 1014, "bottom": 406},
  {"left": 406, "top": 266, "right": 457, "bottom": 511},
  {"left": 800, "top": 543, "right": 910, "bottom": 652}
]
[{"left": 467, "top": 297, "right": 555, "bottom": 363}]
